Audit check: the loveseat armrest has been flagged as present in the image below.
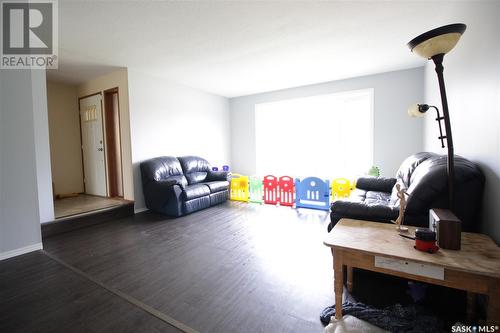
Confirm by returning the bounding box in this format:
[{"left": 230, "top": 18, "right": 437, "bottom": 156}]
[
  {"left": 159, "top": 179, "right": 185, "bottom": 188},
  {"left": 328, "top": 200, "right": 399, "bottom": 232},
  {"left": 207, "top": 170, "right": 230, "bottom": 181},
  {"left": 355, "top": 177, "right": 397, "bottom": 193},
  {"left": 143, "top": 181, "right": 184, "bottom": 216}
]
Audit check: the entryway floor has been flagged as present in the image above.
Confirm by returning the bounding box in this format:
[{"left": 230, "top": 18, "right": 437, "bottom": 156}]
[{"left": 54, "top": 194, "right": 129, "bottom": 219}]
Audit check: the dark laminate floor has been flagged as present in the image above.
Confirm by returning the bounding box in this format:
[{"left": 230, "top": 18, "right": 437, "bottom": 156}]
[
  {"left": 0, "top": 251, "right": 181, "bottom": 333},
  {"left": 42, "top": 202, "right": 334, "bottom": 332}
]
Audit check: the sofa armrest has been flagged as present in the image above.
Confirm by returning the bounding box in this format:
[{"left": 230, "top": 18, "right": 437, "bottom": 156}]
[
  {"left": 207, "top": 170, "right": 229, "bottom": 181},
  {"left": 355, "top": 177, "right": 397, "bottom": 193},
  {"left": 328, "top": 200, "right": 399, "bottom": 232}
]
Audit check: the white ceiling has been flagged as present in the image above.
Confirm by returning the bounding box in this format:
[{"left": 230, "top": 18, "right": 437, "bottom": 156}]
[{"left": 48, "top": 1, "right": 474, "bottom": 97}]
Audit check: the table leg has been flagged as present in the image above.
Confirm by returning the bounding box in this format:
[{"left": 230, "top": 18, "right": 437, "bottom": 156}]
[
  {"left": 333, "top": 248, "right": 344, "bottom": 320},
  {"left": 487, "top": 281, "right": 500, "bottom": 325},
  {"left": 347, "top": 266, "right": 353, "bottom": 293},
  {"left": 466, "top": 291, "right": 476, "bottom": 323},
  {"left": 466, "top": 291, "right": 476, "bottom": 322}
]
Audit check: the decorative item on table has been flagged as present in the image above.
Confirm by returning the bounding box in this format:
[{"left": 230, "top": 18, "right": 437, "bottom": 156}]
[
  {"left": 407, "top": 23, "right": 466, "bottom": 246},
  {"left": 392, "top": 184, "right": 409, "bottom": 232},
  {"left": 400, "top": 228, "right": 439, "bottom": 253},
  {"left": 367, "top": 166, "right": 380, "bottom": 177},
  {"left": 414, "top": 228, "right": 439, "bottom": 253},
  {"left": 429, "top": 208, "right": 461, "bottom": 250}
]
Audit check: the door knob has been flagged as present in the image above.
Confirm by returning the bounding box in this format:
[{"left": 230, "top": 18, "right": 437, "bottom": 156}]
[{"left": 98, "top": 148, "right": 103, "bottom": 151}]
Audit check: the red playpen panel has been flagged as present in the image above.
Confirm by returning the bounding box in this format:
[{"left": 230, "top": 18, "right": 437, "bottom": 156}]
[
  {"left": 263, "top": 175, "right": 278, "bottom": 205},
  {"left": 278, "top": 176, "right": 295, "bottom": 206}
]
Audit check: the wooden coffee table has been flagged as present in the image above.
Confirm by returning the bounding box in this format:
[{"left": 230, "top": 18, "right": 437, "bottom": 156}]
[{"left": 324, "top": 219, "right": 500, "bottom": 324}]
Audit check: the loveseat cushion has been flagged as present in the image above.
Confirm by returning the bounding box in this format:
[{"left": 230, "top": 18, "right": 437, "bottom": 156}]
[
  {"left": 395, "top": 152, "right": 435, "bottom": 189},
  {"left": 210, "top": 191, "right": 229, "bottom": 206},
  {"left": 203, "top": 181, "right": 230, "bottom": 193},
  {"left": 140, "top": 156, "right": 187, "bottom": 186},
  {"left": 356, "top": 177, "right": 397, "bottom": 193},
  {"left": 178, "top": 156, "right": 211, "bottom": 184},
  {"left": 182, "top": 184, "right": 210, "bottom": 200},
  {"left": 207, "top": 170, "right": 230, "bottom": 182},
  {"left": 389, "top": 152, "right": 436, "bottom": 205},
  {"left": 348, "top": 189, "right": 391, "bottom": 205},
  {"left": 329, "top": 200, "right": 399, "bottom": 230},
  {"left": 365, "top": 191, "right": 392, "bottom": 204},
  {"left": 183, "top": 196, "right": 211, "bottom": 215},
  {"left": 403, "top": 155, "right": 484, "bottom": 231}
]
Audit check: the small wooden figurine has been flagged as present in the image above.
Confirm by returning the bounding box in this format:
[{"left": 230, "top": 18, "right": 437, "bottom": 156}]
[{"left": 394, "top": 184, "right": 409, "bottom": 232}]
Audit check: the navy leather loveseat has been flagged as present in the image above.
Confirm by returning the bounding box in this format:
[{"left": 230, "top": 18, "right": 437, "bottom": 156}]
[{"left": 140, "top": 156, "right": 229, "bottom": 216}]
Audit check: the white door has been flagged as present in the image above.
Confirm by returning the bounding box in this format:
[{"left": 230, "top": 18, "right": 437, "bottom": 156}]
[{"left": 80, "top": 94, "right": 107, "bottom": 196}]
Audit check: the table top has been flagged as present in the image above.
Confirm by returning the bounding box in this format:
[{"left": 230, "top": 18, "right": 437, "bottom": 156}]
[{"left": 324, "top": 219, "right": 500, "bottom": 278}]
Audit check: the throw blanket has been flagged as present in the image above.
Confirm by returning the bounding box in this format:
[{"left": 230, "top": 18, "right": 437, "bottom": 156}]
[{"left": 320, "top": 302, "right": 446, "bottom": 333}]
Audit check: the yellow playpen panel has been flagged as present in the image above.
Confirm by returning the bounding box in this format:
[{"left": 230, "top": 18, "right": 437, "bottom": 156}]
[
  {"left": 230, "top": 173, "right": 249, "bottom": 202},
  {"left": 332, "top": 178, "right": 351, "bottom": 199}
]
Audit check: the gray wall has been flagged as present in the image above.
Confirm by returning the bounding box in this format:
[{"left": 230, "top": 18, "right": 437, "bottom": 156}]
[
  {"left": 127, "top": 70, "right": 231, "bottom": 211},
  {"left": 0, "top": 76, "right": 3, "bottom": 233},
  {"left": 0, "top": 69, "right": 52, "bottom": 256},
  {"left": 229, "top": 67, "right": 424, "bottom": 177},
  {"left": 32, "top": 71, "right": 54, "bottom": 223},
  {"left": 423, "top": 1, "right": 500, "bottom": 243}
]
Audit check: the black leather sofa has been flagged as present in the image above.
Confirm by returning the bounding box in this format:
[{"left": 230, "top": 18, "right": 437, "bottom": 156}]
[
  {"left": 140, "top": 156, "right": 229, "bottom": 216},
  {"left": 328, "top": 152, "right": 484, "bottom": 232}
]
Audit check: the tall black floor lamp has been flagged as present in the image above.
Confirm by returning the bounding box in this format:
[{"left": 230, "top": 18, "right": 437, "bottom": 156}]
[{"left": 407, "top": 23, "right": 466, "bottom": 211}]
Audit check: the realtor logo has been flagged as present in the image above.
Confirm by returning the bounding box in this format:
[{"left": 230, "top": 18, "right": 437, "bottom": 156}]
[{"left": 1, "top": 0, "right": 58, "bottom": 69}]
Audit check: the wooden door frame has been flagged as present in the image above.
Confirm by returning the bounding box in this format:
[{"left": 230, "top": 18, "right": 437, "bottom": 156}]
[
  {"left": 103, "top": 87, "right": 124, "bottom": 198},
  {"left": 78, "top": 92, "right": 108, "bottom": 197}
]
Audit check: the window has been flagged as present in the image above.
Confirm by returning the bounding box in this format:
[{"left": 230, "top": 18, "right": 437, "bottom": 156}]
[{"left": 255, "top": 89, "right": 373, "bottom": 179}]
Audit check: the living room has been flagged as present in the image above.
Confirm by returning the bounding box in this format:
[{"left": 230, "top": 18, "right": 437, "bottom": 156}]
[{"left": 0, "top": 1, "right": 499, "bottom": 332}]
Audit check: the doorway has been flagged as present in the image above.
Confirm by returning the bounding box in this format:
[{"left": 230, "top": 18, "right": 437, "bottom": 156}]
[
  {"left": 77, "top": 88, "right": 124, "bottom": 200},
  {"left": 52, "top": 88, "right": 126, "bottom": 219},
  {"left": 46, "top": 79, "right": 132, "bottom": 222}
]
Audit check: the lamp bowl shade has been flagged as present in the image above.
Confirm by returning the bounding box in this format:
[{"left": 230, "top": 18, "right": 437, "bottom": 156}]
[
  {"left": 408, "top": 23, "right": 466, "bottom": 59},
  {"left": 408, "top": 103, "right": 425, "bottom": 117}
]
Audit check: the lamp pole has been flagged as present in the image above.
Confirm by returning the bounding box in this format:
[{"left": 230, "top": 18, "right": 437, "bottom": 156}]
[
  {"left": 407, "top": 23, "right": 466, "bottom": 212},
  {"left": 431, "top": 53, "right": 455, "bottom": 211}
]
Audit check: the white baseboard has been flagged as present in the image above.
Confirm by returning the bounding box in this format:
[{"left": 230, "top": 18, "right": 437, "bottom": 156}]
[
  {"left": 0, "top": 242, "right": 43, "bottom": 261},
  {"left": 134, "top": 207, "right": 149, "bottom": 214}
]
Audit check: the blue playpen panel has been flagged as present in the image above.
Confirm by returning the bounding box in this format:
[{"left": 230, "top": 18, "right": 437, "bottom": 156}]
[{"left": 295, "top": 177, "right": 330, "bottom": 211}]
